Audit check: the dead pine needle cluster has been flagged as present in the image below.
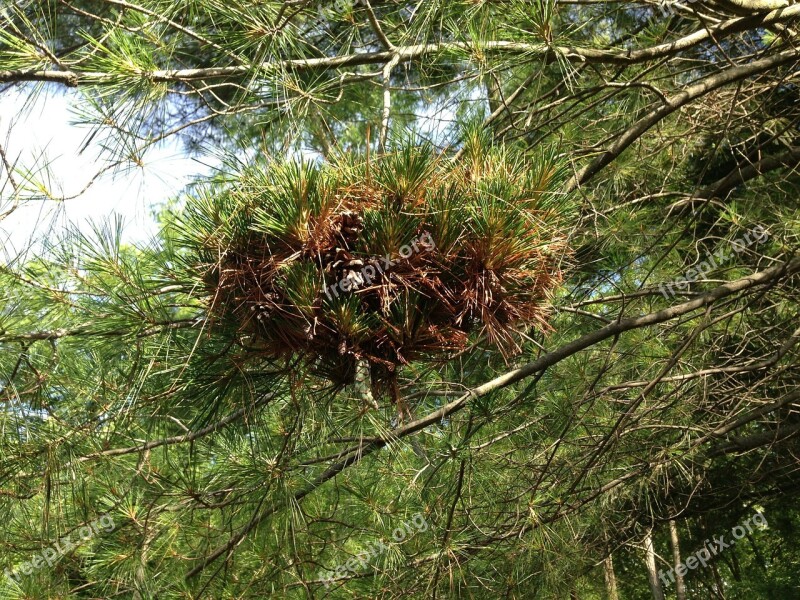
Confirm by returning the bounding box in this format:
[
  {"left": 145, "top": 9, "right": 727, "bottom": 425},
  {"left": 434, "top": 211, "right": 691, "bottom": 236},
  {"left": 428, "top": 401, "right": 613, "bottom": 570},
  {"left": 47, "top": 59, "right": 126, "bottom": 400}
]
[{"left": 179, "top": 140, "right": 573, "bottom": 416}]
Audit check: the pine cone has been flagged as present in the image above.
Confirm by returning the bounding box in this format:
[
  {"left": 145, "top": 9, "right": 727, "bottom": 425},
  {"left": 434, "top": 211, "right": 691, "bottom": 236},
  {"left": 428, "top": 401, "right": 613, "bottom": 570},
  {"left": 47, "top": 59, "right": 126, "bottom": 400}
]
[{"left": 337, "top": 210, "right": 363, "bottom": 247}]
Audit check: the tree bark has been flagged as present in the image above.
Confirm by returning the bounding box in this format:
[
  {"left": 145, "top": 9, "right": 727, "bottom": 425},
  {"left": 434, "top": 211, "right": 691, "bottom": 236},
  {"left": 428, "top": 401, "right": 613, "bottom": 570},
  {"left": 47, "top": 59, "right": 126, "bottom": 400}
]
[
  {"left": 712, "top": 562, "right": 727, "bottom": 599},
  {"left": 669, "top": 520, "right": 687, "bottom": 600},
  {"left": 603, "top": 553, "right": 620, "bottom": 600},
  {"left": 644, "top": 529, "right": 666, "bottom": 600}
]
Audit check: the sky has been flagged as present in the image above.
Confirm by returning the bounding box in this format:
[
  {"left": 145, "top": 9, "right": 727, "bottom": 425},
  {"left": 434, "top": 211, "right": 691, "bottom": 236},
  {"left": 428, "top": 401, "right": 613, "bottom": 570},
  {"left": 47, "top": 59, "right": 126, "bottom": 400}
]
[{"left": 0, "top": 87, "right": 212, "bottom": 263}]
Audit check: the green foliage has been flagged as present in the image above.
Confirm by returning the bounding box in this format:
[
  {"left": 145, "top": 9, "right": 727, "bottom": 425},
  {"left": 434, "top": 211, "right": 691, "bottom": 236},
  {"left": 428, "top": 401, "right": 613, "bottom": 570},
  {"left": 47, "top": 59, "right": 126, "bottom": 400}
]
[{"left": 1, "top": 0, "right": 800, "bottom": 598}]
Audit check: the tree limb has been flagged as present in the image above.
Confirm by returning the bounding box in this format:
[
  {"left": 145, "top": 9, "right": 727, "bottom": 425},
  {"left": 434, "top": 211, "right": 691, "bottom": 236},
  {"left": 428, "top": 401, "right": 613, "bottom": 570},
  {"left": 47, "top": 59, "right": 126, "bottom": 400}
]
[{"left": 185, "top": 256, "right": 800, "bottom": 580}]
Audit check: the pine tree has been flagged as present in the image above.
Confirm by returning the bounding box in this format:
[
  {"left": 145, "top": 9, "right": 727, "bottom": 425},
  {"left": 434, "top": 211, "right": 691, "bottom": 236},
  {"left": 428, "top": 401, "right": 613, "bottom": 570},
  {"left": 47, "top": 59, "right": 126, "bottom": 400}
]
[{"left": 1, "top": 1, "right": 799, "bottom": 598}]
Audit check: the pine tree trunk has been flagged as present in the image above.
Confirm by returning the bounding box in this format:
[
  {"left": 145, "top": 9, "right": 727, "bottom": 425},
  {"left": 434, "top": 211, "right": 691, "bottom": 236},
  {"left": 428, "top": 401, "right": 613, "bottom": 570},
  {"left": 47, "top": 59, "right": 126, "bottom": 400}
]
[
  {"left": 485, "top": 74, "right": 502, "bottom": 119},
  {"left": 746, "top": 531, "right": 768, "bottom": 572},
  {"left": 603, "top": 553, "right": 620, "bottom": 600},
  {"left": 644, "top": 529, "right": 665, "bottom": 600},
  {"left": 669, "top": 520, "right": 687, "bottom": 600},
  {"left": 712, "top": 562, "right": 727, "bottom": 599}
]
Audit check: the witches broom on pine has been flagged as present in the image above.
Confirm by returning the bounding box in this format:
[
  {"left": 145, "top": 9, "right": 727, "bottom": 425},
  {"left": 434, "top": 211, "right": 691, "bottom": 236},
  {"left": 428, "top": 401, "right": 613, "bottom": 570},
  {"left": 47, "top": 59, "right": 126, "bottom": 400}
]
[{"left": 175, "top": 135, "right": 573, "bottom": 421}]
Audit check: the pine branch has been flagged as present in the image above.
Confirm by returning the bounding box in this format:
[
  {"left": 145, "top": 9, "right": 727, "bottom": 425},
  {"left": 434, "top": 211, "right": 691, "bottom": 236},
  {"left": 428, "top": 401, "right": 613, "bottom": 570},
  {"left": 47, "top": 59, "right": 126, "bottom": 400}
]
[
  {"left": 0, "top": 317, "right": 203, "bottom": 342},
  {"left": 565, "top": 48, "right": 800, "bottom": 191},
  {"left": 185, "top": 256, "right": 800, "bottom": 580},
  {"left": 2, "top": 5, "right": 798, "bottom": 87},
  {"left": 75, "top": 393, "right": 274, "bottom": 463}
]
